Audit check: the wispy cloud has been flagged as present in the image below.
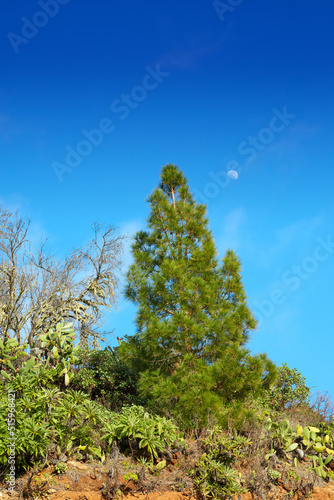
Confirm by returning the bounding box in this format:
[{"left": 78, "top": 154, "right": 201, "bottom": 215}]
[
  {"left": 257, "top": 121, "right": 320, "bottom": 162},
  {"left": 251, "top": 214, "right": 324, "bottom": 269},
  {"left": 0, "top": 193, "right": 30, "bottom": 214}
]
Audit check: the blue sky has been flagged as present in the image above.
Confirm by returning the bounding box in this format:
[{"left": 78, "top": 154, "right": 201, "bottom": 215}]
[{"left": 1, "top": 0, "right": 334, "bottom": 399}]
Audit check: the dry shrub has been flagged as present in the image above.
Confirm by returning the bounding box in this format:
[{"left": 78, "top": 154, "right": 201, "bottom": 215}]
[
  {"left": 241, "top": 454, "right": 270, "bottom": 498},
  {"left": 310, "top": 391, "right": 334, "bottom": 422},
  {"left": 284, "top": 403, "right": 327, "bottom": 430},
  {"left": 243, "top": 423, "right": 271, "bottom": 458}
]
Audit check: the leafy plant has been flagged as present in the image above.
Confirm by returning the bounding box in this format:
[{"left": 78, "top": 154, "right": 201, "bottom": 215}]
[
  {"left": 54, "top": 461, "right": 67, "bottom": 474},
  {"left": 71, "top": 346, "right": 143, "bottom": 411},
  {"left": 100, "top": 404, "right": 179, "bottom": 462},
  {"left": 38, "top": 323, "right": 78, "bottom": 386},
  {"left": 266, "top": 418, "right": 297, "bottom": 454},
  {"left": 0, "top": 366, "right": 110, "bottom": 471},
  {"left": 138, "top": 424, "right": 163, "bottom": 461},
  {"left": 269, "top": 363, "right": 310, "bottom": 411},
  {"left": 123, "top": 473, "right": 138, "bottom": 482},
  {"left": 0, "top": 336, "right": 30, "bottom": 380},
  {"left": 189, "top": 426, "right": 251, "bottom": 499},
  {"left": 267, "top": 467, "right": 281, "bottom": 482}
]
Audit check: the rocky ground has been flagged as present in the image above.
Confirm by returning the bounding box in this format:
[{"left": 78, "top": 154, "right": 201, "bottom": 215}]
[{"left": 1, "top": 441, "right": 334, "bottom": 499}]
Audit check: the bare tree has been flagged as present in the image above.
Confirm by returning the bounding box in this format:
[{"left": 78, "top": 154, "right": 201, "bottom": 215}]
[
  {"left": 311, "top": 391, "right": 334, "bottom": 422},
  {"left": 0, "top": 206, "right": 124, "bottom": 348}
]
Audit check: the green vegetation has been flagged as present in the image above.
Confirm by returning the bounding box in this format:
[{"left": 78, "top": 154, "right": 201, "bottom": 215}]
[
  {"left": 269, "top": 362, "right": 310, "bottom": 411},
  {"left": 71, "top": 345, "right": 143, "bottom": 411},
  {"left": 0, "top": 166, "right": 333, "bottom": 499},
  {"left": 120, "top": 164, "right": 276, "bottom": 429},
  {"left": 189, "top": 426, "right": 251, "bottom": 498},
  {"left": 0, "top": 350, "right": 181, "bottom": 472}
]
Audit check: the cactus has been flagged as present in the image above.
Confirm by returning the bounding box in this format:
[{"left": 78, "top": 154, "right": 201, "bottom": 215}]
[
  {"left": 0, "top": 336, "right": 30, "bottom": 381},
  {"left": 0, "top": 323, "right": 77, "bottom": 386},
  {"left": 307, "top": 452, "right": 331, "bottom": 479},
  {"left": 287, "top": 424, "right": 334, "bottom": 479},
  {"left": 38, "top": 323, "right": 77, "bottom": 385}
]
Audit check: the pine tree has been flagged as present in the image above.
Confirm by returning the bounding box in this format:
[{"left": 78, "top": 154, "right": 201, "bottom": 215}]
[{"left": 121, "top": 164, "right": 276, "bottom": 428}]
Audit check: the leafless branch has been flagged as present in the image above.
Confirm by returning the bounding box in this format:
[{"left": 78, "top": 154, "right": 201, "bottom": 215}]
[{"left": 0, "top": 206, "right": 124, "bottom": 347}]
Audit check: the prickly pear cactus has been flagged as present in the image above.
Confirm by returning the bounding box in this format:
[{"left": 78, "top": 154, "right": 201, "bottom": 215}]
[
  {"left": 293, "top": 425, "right": 334, "bottom": 479},
  {"left": 38, "top": 322, "right": 77, "bottom": 385},
  {"left": 0, "top": 337, "right": 31, "bottom": 380}
]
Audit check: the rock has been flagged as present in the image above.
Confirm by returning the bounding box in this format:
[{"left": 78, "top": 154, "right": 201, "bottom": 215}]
[{"left": 66, "top": 460, "right": 91, "bottom": 471}]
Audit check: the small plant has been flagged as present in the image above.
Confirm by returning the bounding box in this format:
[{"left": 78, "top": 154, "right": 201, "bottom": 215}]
[
  {"left": 54, "top": 461, "right": 67, "bottom": 475},
  {"left": 267, "top": 467, "right": 281, "bottom": 482},
  {"left": 137, "top": 457, "right": 150, "bottom": 467},
  {"left": 23, "top": 467, "right": 56, "bottom": 499},
  {"left": 156, "top": 460, "right": 166, "bottom": 470},
  {"left": 123, "top": 473, "right": 138, "bottom": 482},
  {"left": 286, "top": 469, "right": 300, "bottom": 481},
  {"left": 307, "top": 452, "right": 333, "bottom": 479}
]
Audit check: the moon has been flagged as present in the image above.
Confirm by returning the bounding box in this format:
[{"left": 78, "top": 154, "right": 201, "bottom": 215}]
[{"left": 227, "top": 170, "right": 239, "bottom": 180}]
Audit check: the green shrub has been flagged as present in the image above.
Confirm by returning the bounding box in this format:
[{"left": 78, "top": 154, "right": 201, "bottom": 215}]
[
  {"left": 101, "top": 404, "right": 181, "bottom": 462},
  {"left": 268, "top": 363, "right": 310, "bottom": 412},
  {"left": 1, "top": 343, "right": 180, "bottom": 474},
  {"left": 71, "top": 346, "right": 143, "bottom": 411},
  {"left": 189, "top": 426, "right": 251, "bottom": 499},
  {"left": 0, "top": 326, "right": 182, "bottom": 475},
  {"left": 0, "top": 376, "right": 107, "bottom": 471}
]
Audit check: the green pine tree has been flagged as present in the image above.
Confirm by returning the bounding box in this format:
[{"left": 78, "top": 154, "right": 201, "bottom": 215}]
[{"left": 120, "top": 164, "right": 276, "bottom": 429}]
